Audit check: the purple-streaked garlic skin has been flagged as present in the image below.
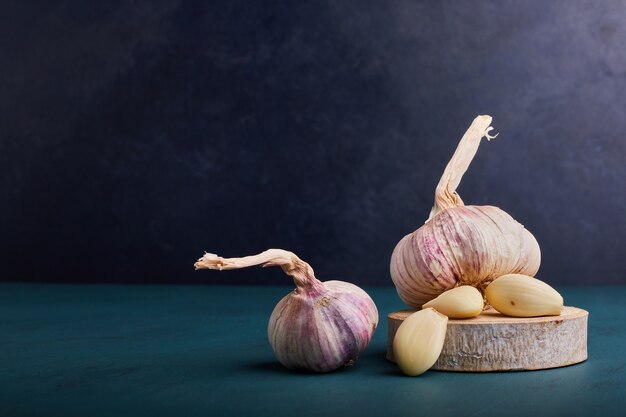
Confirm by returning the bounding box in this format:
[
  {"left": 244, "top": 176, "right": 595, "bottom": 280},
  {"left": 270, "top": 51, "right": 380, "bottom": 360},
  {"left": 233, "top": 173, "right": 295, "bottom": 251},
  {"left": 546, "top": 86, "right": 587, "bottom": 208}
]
[
  {"left": 391, "top": 205, "right": 540, "bottom": 308},
  {"left": 193, "top": 249, "right": 379, "bottom": 373},
  {"left": 268, "top": 280, "right": 378, "bottom": 373}
]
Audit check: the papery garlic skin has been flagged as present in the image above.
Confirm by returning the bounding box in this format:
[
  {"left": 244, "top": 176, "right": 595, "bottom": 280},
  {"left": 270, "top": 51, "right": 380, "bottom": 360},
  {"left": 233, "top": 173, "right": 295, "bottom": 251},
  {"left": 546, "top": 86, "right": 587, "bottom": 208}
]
[
  {"left": 392, "top": 205, "right": 540, "bottom": 307},
  {"left": 195, "top": 249, "right": 379, "bottom": 373},
  {"left": 269, "top": 280, "right": 379, "bottom": 372},
  {"left": 390, "top": 115, "right": 541, "bottom": 308}
]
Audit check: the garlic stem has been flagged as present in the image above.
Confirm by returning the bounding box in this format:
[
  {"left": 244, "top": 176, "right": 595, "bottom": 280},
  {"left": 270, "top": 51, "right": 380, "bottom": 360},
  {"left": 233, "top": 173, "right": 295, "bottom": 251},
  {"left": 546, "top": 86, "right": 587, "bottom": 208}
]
[
  {"left": 428, "top": 115, "right": 497, "bottom": 221},
  {"left": 194, "top": 249, "right": 321, "bottom": 291}
]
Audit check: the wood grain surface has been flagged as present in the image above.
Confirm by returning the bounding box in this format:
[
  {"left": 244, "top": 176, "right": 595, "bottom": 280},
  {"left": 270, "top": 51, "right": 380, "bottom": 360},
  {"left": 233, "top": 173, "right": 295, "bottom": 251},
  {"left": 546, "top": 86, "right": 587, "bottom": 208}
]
[{"left": 387, "top": 306, "right": 588, "bottom": 371}]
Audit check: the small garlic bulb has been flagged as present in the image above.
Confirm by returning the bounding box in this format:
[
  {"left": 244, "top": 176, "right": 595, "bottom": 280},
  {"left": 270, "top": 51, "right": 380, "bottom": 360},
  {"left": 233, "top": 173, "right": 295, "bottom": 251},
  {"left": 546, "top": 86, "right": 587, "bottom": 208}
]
[
  {"left": 195, "top": 249, "right": 379, "bottom": 373},
  {"left": 391, "top": 115, "right": 541, "bottom": 307}
]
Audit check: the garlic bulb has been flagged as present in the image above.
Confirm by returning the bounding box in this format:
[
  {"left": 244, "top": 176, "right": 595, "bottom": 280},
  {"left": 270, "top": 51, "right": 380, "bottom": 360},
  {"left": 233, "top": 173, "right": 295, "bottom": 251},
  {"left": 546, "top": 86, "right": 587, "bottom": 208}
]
[
  {"left": 390, "top": 115, "right": 541, "bottom": 307},
  {"left": 195, "top": 249, "right": 379, "bottom": 373}
]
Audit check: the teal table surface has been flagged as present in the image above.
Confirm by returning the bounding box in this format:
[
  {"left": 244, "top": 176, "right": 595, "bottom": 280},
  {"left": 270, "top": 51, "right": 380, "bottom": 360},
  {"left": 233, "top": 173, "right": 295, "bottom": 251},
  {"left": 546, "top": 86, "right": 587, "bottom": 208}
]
[{"left": 1, "top": 283, "right": 624, "bottom": 417}]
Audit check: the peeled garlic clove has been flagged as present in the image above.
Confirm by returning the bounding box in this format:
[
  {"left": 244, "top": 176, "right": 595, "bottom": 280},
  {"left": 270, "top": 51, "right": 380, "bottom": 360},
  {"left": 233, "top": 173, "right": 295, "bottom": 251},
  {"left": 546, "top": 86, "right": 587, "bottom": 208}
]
[
  {"left": 485, "top": 274, "right": 563, "bottom": 317},
  {"left": 422, "top": 285, "right": 483, "bottom": 318},
  {"left": 393, "top": 308, "right": 448, "bottom": 376}
]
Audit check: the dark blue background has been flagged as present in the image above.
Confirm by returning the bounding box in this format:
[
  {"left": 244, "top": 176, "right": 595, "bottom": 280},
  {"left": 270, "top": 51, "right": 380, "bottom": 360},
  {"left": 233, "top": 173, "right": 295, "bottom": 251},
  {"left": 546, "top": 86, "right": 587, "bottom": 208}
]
[{"left": 1, "top": 1, "right": 624, "bottom": 286}]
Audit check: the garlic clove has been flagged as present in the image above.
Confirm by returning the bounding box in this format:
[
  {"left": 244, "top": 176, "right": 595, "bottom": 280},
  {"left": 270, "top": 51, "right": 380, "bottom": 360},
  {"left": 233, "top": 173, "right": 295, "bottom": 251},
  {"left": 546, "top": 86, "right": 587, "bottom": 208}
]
[
  {"left": 485, "top": 274, "right": 563, "bottom": 317},
  {"left": 422, "top": 285, "right": 484, "bottom": 318},
  {"left": 393, "top": 308, "right": 448, "bottom": 376}
]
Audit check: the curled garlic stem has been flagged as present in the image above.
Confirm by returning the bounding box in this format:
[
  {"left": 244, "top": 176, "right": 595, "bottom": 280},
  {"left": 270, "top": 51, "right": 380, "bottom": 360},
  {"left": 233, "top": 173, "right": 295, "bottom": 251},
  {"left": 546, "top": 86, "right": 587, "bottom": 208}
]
[
  {"left": 196, "top": 248, "right": 379, "bottom": 372},
  {"left": 194, "top": 249, "right": 321, "bottom": 291},
  {"left": 428, "top": 115, "right": 497, "bottom": 221}
]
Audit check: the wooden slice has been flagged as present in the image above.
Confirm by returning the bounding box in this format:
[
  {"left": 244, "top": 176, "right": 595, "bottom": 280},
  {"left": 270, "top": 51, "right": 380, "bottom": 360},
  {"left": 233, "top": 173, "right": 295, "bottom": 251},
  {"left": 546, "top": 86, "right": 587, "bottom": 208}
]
[{"left": 387, "top": 306, "right": 588, "bottom": 372}]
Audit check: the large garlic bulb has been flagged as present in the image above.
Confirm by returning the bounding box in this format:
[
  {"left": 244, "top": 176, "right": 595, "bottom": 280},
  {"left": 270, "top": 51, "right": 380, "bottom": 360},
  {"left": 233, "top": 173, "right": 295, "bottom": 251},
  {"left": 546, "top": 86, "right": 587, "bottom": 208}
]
[{"left": 390, "top": 116, "right": 541, "bottom": 307}]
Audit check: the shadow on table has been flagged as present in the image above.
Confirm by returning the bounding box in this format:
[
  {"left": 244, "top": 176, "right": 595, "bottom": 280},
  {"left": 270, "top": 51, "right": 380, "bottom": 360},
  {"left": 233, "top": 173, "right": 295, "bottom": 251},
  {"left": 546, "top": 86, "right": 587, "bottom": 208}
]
[
  {"left": 362, "top": 348, "right": 406, "bottom": 377},
  {"left": 240, "top": 346, "right": 413, "bottom": 377},
  {"left": 243, "top": 360, "right": 363, "bottom": 375},
  {"left": 244, "top": 361, "right": 293, "bottom": 374}
]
